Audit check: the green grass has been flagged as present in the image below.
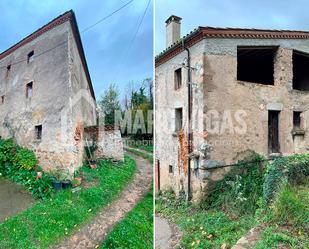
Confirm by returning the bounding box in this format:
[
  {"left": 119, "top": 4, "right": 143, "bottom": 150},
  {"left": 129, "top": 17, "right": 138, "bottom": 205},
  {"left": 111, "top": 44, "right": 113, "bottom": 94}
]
[
  {"left": 156, "top": 192, "right": 255, "bottom": 249},
  {"left": 133, "top": 144, "right": 153, "bottom": 153},
  {"left": 101, "top": 191, "right": 153, "bottom": 249},
  {"left": 254, "top": 184, "right": 309, "bottom": 248},
  {"left": 125, "top": 147, "right": 153, "bottom": 163},
  {"left": 100, "top": 145, "right": 153, "bottom": 248},
  {"left": 156, "top": 183, "right": 309, "bottom": 249},
  {"left": 0, "top": 156, "right": 136, "bottom": 249},
  {"left": 127, "top": 140, "right": 153, "bottom": 153}
]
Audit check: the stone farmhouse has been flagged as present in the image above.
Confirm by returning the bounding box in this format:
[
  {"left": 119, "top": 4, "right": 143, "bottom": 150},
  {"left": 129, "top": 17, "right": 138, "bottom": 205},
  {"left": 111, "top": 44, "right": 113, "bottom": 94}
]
[
  {"left": 155, "top": 15, "right": 309, "bottom": 200},
  {"left": 0, "top": 10, "right": 123, "bottom": 173}
]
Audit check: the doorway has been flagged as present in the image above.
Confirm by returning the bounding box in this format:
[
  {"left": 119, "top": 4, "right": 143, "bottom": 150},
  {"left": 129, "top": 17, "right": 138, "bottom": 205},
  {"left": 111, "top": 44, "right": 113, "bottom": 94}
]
[{"left": 268, "top": 111, "right": 280, "bottom": 153}]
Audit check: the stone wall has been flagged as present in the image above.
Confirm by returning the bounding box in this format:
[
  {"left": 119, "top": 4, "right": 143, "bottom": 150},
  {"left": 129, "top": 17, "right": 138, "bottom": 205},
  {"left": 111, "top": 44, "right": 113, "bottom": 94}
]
[
  {"left": 0, "top": 20, "right": 97, "bottom": 174},
  {"left": 85, "top": 125, "right": 124, "bottom": 162},
  {"left": 156, "top": 37, "right": 309, "bottom": 201}
]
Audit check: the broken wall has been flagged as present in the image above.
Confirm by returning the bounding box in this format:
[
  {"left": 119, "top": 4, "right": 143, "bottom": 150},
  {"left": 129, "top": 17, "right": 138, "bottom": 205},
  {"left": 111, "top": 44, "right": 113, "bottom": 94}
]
[{"left": 93, "top": 126, "right": 124, "bottom": 162}]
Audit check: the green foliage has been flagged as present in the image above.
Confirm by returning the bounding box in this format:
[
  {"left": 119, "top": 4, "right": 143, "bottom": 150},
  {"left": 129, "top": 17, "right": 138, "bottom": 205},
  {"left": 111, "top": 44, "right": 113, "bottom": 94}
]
[
  {"left": 254, "top": 226, "right": 300, "bottom": 249},
  {"left": 128, "top": 139, "right": 153, "bottom": 153},
  {"left": 0, "top": 138, "right": 52, "bottom": 199},
  {"left": 202, "top": 153, "right": 266, "bottom": 215},
  {"left": 263, "top": 154, "right": 309, "bottom": 203},
  {"left": 12, "top": 147, "right": 38, "bottom": 170},
  {"left": 125, "top": 147, "right": 153, "bottom": 163},
  {"left": 156, "top": 153, "right": 309, "bottom": 249},
  {"left": 255, "top": 184, "right": 309, "bottom": 248},
  {"left": 156, "top": 190, "right": 255, "bottom": 249},
  {"left": 0, "top": 156, "right": 136, "bottom": 249},
  {"left": 270, "top": 183, "right": 309, "bottom": 228},
  {"left": 0, "top": 138, "right": 16, "bottom": 165},
  {"left": 98, "top": 83, "right": 121, "bottom": 125},
  {"left": 101, "top": 191, "right": 153, "bottom": 249}
]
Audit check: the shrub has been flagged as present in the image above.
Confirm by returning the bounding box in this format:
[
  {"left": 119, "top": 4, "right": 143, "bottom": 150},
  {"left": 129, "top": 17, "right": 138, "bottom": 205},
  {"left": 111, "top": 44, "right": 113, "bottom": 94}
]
[
  {"left": 0, "top": 138, "right": 16, "bottom": 166},
  {"left": 12, "top": 147, "right": 38, "bottom": 170},
  {"left": 0, "top": 138, "right": 52, "bottom": 199},
  {"left": 201, "top": 153, "right": 266, "bottom": 215},
  {"left": 263, "top": 154, "right": 309, "bottom": 203}
]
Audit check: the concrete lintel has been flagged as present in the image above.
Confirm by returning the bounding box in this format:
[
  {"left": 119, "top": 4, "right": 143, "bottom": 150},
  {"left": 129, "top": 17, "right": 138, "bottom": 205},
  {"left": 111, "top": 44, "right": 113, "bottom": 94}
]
[{"left": 266, "top": 103, "right": 283, "bottom": 111}]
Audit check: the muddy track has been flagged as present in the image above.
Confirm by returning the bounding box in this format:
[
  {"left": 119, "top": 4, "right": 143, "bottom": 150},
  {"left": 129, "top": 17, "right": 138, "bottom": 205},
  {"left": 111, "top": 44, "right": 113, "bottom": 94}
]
[{"left": 54, "top": 153, "right": 153, "bottom": 249}]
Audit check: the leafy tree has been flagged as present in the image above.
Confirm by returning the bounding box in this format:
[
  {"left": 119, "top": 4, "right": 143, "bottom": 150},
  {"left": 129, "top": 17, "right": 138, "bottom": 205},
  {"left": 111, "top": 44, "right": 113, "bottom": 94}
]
[
  {"left": 98, "top": 83, "right": 120, "bottom": 125},
  {"left": 130, "top": 81, "right": 153, "bottom": 140}
]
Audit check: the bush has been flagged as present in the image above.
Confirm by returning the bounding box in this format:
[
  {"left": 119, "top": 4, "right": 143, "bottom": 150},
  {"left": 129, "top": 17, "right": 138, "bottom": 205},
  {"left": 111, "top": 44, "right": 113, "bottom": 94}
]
[
  {"left": 0, "top": 138, "right": 16, "bottom": 166},
  {"left": 12, "top": 147, "right": 38, "bottom": 170},
  {"left": 201, "top": 153, "right": 266, "bottom": 215},
  {"left": 263, "top": 154, "right": 309, "bottom": 203},
  {"left": 0, "top": 138, "right": 52, "bottom": 199}
]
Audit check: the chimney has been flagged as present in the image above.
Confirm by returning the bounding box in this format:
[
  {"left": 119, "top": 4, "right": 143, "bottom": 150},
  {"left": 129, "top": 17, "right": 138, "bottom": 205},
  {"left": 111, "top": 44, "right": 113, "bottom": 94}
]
[{"left": 165, "top": 15, "right": 182, "bottom": 48}]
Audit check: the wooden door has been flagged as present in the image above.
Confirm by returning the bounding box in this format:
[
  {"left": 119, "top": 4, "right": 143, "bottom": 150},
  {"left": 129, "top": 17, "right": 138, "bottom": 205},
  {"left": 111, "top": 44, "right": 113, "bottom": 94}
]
[{"left": 268, "top": 111, "right": 280, "bottom": 153}]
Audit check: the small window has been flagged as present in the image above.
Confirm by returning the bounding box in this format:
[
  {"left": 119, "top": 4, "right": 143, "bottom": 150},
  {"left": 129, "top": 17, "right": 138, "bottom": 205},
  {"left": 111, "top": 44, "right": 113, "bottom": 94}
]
[
  {"left": 1, "top": 95, "right": 4, "bottom": 104},
  {"left": 27, "top": 51, "right": 34, "bottom": 63},
  {"left": 293, "top": 111, "right": 303, "bottom": 129},
  {"left": 175, "top": 108, "right": 183, "bottom": 131},
  {"left": 237, "top": 46, "right": 277, "bottom": 85},
  {"left": 169, "top": 165, "right": 173, "bottom": 174},
  {"left": 6, "top": 65, "right": 11, "bottom": 78},
  {"left": 174, "top": 68, "right": 182, "bottom": 90},
  {"left": 26, "top": 82, "right": 33, "bottom": 98},
  {"left": 35, "top": 125, "right": 42, "bottom": 140}
]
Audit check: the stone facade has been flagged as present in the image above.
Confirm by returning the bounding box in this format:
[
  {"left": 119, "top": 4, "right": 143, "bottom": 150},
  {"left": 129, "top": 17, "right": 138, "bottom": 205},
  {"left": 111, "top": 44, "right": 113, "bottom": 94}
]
[
  {"left": 155, "top": 23, "right": 309, "bottom": 201},
  {"left": 95, "top": 127, "right": 124, "bottom": 162},
  {"left": 0, "top": 11, "right": 97, "bottom": 173},
  {"left": 84, "top": 125, "right": 124, "bottom": 162}
]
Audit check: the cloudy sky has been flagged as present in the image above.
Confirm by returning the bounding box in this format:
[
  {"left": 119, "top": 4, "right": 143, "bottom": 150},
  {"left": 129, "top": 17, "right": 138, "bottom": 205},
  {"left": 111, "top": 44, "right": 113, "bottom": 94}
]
[
  {"left": 0, "top": 0, "right": 153, "bottom": 101},
  {"left": 155, "top": 0, "right": 309, "bottom": 54}
]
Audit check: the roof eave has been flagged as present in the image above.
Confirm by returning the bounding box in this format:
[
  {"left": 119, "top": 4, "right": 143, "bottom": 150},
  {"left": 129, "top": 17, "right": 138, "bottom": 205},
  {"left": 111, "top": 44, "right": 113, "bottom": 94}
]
[
  {"left": 155, "top": 26, "right": 309, "bottom": 67},
  {"left": 69, "top": 11, "right": 96, "bottom": 100}
]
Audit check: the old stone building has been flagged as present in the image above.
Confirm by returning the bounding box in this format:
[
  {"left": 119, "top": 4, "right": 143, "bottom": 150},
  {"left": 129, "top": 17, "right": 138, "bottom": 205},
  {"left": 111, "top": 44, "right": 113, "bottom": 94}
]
[
  {"left": 155, "top": 15, "right": 309, "bottom": 200},
  {"left": 0, "top": 10, "right": 123, "bottom": 173}
]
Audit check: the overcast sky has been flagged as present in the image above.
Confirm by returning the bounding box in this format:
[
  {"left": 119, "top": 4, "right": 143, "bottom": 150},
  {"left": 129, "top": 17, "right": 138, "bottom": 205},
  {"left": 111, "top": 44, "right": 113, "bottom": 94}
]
[
  {"left": 0, "top": 0, "right": 153, "bottom": 101},
  {"left": 155, "top": 0, "right": 309, "bottom": 54}
]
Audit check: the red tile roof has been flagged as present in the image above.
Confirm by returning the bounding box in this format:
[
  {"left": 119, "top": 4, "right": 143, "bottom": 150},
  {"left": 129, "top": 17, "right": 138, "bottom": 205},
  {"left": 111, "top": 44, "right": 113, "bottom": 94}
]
[
  {"left": 155, "top": 26, "right": 309, "bottom": 66},
  {"left": 0, "top": 10, "right": 95, "bottom": 100}
]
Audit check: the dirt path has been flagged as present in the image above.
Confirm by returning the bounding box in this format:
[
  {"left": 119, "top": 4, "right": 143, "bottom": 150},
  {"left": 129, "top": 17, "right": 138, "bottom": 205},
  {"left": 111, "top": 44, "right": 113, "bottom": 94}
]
[
  {"left": 155, "top": 215, "right": 182, "bottom": 249},
  {"left": 54, "top": 153, "right": 153, "bottom": 249}
]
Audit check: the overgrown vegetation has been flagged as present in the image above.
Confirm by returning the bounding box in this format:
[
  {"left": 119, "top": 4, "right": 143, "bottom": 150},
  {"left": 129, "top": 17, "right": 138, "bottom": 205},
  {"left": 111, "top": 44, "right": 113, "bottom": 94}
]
[
  {"left": 0, "top": 156, "right": 136, "bottom": 249},
  {"left": 255, "top": 184, "right": 309, "bottom": 248},
  {"left": 202, "top": 153, "right": 265, "bottom": 215},
  {"left": 263, "top": 154, "right": 309, "bottom": 203},
  {"left": 156, "top": 190, "right": 255, "bottom": 248},
  {"left": 156, "top": 153, "right": 309, "bottom": 248},
  {"left": 101, "top": 191, "right": 153, "bottom": 249},
  {"left": 0, "top": 138, "right": 52, "bottom": 199}
]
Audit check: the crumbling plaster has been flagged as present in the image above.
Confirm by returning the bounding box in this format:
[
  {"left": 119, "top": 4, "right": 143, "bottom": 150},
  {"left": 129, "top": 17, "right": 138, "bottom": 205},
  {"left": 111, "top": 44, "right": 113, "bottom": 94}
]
[
  {"left": 0, "top": 21, "right": 97, "bottom": 173},
  {"left": 156, "top": 37, "right": 309, "bottom": 200}
]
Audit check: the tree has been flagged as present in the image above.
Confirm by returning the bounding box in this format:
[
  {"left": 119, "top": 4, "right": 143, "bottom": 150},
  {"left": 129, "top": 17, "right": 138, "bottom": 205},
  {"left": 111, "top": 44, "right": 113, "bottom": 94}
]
[
  {"left": 130, "top": 84, "right": 153, "bottom": 140},
  {"left": 98, "top": 83, "right": 120, "bottom": 125}
]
